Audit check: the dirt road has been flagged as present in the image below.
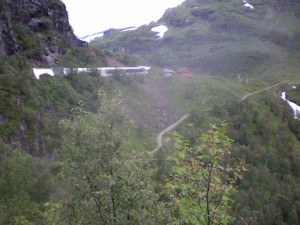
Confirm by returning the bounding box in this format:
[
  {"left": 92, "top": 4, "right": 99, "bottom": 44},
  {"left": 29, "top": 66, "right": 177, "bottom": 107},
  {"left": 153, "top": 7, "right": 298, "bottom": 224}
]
[
  {"left": 151, "top": 82, "right": 284, "bottom": 154},
  {"left": 240, "top": 82, "right": 283, "bottom": 101},
  {"left": 150, "top": 114, "right": 190, "bottom": 155}
]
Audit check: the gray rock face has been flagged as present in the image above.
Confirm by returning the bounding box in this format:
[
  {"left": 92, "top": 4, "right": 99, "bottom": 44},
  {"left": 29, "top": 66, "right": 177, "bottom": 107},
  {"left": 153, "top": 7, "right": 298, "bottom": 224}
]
[
  {"left": 0, "top": 0, "right": 86, "bottom": 63},
  {"left": 0, "top": 18, "right": 18, "bottom": 55}
]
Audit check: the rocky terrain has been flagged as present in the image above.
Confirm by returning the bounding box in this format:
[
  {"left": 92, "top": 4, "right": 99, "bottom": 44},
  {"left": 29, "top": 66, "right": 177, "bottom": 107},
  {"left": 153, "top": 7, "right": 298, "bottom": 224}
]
[{"left": 0, "top": 0, "right": 85, "bottom": 65}]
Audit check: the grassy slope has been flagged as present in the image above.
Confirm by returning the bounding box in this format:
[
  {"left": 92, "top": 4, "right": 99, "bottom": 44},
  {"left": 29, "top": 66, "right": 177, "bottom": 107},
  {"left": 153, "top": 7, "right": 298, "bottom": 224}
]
[
  {"left": 93, "top": 0, "right": 300, "bottom": 77},
  {"left": 111, "top": 59, "right": 300, "bottom": 223},
  {"left": 110, "top": 58, "right": 299, "bottom": 153}
]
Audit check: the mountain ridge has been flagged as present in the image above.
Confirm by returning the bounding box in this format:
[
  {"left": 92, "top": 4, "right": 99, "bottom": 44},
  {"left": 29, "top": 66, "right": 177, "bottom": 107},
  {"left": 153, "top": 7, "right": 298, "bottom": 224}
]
[{"left": 92, "top": 0, "right": 300, "bottom": 76}]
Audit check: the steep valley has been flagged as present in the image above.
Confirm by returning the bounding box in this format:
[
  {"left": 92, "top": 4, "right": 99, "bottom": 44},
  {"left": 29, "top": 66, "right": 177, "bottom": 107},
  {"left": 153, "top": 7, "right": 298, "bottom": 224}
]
[{"left": 0, "top": 0, "right": 300, "bottom": 224}]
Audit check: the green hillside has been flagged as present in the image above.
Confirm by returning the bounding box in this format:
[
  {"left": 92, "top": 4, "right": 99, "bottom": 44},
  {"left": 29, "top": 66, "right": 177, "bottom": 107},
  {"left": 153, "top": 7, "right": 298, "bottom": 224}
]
[
  {"left": 107, "top": 69, "right": 300, "bottom": 224},
  {"left": 1, "top": 0, "right": 300, "bottom": 224},
  {"left": 93, "top": 0, "right": 300, "bottom": 76}
]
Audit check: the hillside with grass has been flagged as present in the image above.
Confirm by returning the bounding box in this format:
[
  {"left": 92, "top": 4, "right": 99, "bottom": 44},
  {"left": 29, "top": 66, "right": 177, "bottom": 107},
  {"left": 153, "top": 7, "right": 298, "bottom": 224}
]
[
  {"left": 93, "top": 0, "right": 300, "bottom": 77},
  {"left": 107, "top": 68, "right": 300, "bottom": 224},
  {"left": 1, "top": 46, "right": 300, "bottom": 225},
  {"left": 1, "top": 0, "right": 300, "bottom": 224}
]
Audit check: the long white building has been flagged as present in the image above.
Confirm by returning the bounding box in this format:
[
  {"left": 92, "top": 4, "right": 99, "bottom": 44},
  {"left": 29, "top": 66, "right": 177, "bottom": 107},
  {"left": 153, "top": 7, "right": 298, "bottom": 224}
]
[{"left": 32, "top": 66, "right": 151, "bottom": 79}]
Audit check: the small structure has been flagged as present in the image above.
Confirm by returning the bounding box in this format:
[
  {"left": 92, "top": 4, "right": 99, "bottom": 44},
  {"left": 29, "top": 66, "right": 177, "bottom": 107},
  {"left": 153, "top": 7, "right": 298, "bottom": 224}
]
[
  {"left": 98, "top": 66, "right": 151, "bottom": 77},
  {"left": 176, "top": 68, "right": 192, "bottom": 76},
  {"left": 163, "top": 68, "right": 191, "bottom": 77},
  {"left": 32, "top": 68, "right": 54, "bottom": 79},
  {"left": 32, "top": 66, "right": 151, "bottom": 79},
  {"left": 163, "top": 69, "right": 176, "bottom": 77}
]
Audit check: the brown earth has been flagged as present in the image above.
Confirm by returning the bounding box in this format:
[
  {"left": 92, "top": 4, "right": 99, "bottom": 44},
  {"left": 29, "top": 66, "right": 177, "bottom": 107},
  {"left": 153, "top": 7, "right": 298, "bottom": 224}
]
[{"left": 123, "top": 79, "right": 184, "bottom": 134}]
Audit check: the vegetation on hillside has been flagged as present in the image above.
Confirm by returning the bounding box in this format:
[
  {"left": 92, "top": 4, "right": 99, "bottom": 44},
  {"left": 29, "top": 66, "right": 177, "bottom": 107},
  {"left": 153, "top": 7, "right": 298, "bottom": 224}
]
[
  {"left": 1, "top": 0, "right": 300, "bottom": 224},
  {"left": 165, "top": 122, "right": 243, "bottom": 225},
  {"left": 1, "top": 40, "right": 299, "bottom": 224},
  {"left": 93, "top": 0, "right": 300, "bottom": 76},
  {"left": 172, "top": 78, "right": 300, "bottom": 224}
]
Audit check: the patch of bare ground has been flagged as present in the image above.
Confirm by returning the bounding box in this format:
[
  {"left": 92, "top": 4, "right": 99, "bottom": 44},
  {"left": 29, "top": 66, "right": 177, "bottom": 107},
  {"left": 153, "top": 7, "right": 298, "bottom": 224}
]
[{"left": 123, "top": 80, "right": 184, "bottom": 134}]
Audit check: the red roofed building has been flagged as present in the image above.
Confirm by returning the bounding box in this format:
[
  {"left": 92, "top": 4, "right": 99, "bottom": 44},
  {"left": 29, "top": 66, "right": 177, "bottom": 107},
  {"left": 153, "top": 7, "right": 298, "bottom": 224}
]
[{"left": 175, "top": 68, "right": 192, "bottom": 76}]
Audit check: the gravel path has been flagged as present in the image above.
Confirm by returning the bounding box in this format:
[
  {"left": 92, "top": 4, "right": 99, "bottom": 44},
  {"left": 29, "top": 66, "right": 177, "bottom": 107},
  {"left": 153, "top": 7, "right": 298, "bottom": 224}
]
[
  {"left": 240, "top": 82, "right": 283, "bottom": 101},
  {"left": 150, "top": 82, "right": 284, "bottom": 154},
  {"left": 150, "top": 114, "right": 190, "bottom": 155}
]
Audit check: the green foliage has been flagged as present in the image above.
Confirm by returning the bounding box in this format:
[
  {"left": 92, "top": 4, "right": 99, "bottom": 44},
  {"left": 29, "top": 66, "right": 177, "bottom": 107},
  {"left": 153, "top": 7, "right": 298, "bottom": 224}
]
[
  {"left": 112, "top": 52, "right": 145, "bottom": 66},
  {"left": 40, "top": 202, "right": 64, "bottom": 225},
  {"left": 287, "top": 86, "right": 300, "bottom": 104},
  {"left": 56, "top": 47, "right": 107, "bottom": 67},
  {"left": 94, "top": 0, "right": 300, "bottom": 76},
  {"left": 65, "top": 71, "right": 104, "bottom": 112},
  {"left": 0, "top": 54, "right": 106, "bottom": 156},
  {"left": 0, "top": 139, "right": 61, "bottom": 224},
  {"left": 13, "top": 24, "right": 42, "bottom": 58},
  {"left": 49, "top": 0, "right": 64, "bottom": 6},
  {"left": 38, "top": 75, "right": 79, "bottom": 110},
  {"left": 58, "top": 90, "right": 169, "bottom": 224},
  {"left": 0, "top": 56, "right": 36, "bottom": 136},
  {"left": 165, "top": 122, "right": 243, "bottom": 225},
  {"left": 208, "top": 92, "right": 300, "bottom": 224}
]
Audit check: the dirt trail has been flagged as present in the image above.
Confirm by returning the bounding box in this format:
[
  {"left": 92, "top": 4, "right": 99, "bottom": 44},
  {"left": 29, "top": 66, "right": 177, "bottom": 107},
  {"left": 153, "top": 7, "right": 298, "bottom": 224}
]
[
  {"left": 150, "top": 114, "right": 190, "bottom": 155},
  {"left": 150, "top": 82, "right": 284, "bottom": 154},
  {"left": 241, "top": 82, "right": 283, "bottom": 101}
]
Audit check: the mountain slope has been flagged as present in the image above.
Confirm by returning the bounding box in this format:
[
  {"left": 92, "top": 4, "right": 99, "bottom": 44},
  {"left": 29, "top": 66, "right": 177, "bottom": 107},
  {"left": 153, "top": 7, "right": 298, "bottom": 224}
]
[{"left": 93, "top": 0, "right": 300, "bottom": 76}]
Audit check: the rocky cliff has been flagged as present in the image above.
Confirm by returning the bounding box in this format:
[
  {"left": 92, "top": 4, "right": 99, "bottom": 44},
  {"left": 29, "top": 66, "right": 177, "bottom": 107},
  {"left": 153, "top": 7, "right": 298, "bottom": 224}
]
[{"left": 0, "top": 0, "right": 85, "bottom": 65}]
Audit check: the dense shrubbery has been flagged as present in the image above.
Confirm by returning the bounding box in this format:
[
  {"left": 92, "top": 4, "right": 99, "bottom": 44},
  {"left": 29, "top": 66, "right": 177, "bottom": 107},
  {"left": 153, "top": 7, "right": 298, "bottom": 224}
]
[
  {"left": 1, "top": 53, "right": 300, "bottom": 224},
  {"left": 56, "top": 47, "right": 107, "bottom": 67},
  {"left": 0, "top": 55, "right": 105, "bottom": 156},
  {"left": 186, "top": 93, "right": 300, "bottom": 224},
  {"left": 13, "top": 24, "right": 43, "bottom": 58},
  {"left": 159, "top": 76, "right": 298, "bottom": 224},
  {"left": 0, "top": 139, "right": 60, "bottom": 224}
]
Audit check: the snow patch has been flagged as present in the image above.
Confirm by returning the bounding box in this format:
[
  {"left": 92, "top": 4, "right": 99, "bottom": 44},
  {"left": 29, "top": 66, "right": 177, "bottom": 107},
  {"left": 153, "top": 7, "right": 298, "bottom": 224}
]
[
  {"left": 281, "top": 92, "right": 300, "bottom": 119},
  {"left": 81, "top": 32, "right": 104, "bottom": 43},
  {"left": 122, "top": 27, "right": 138, "bottom": 32},
  {"left": 151, "top": 25, "right": 168, "bottom": 38},
  {"left": 243, "top": 0, "right": 254, "bottom": 9}
]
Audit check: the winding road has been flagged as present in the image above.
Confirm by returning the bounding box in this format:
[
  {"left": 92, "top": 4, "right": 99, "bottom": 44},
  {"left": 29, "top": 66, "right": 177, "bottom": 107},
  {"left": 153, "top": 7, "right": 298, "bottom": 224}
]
[
  {"left": 150, "top": 114, "right": 190, "bottom": 155},
  {"left": 240, "top": 82, "right": 283, "bottom": 101},
  {"left": 150, "top": 82, "right": 284, "bottom": 154}
]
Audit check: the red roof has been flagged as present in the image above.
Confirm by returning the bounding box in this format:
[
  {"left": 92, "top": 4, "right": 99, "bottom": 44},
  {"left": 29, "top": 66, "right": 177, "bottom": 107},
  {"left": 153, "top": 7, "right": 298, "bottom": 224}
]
[{"left": 176, "top": 68, "right": 191, "bottom": 75}]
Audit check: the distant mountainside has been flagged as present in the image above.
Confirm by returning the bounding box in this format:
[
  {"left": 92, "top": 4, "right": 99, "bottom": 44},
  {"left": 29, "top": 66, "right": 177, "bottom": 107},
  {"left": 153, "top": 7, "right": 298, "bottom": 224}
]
[
  {"left": 0, "top": 0, "right": 85, "bottom": 65},
  {"left": 92, "top": 0, "right": 300, "bottom": 76}
]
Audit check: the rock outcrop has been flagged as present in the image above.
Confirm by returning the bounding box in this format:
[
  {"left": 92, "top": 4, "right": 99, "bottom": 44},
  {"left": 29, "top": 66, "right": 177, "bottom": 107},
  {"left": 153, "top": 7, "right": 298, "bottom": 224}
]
[{"left": 0, "top": 0, "right": 85, "bottom": 64}]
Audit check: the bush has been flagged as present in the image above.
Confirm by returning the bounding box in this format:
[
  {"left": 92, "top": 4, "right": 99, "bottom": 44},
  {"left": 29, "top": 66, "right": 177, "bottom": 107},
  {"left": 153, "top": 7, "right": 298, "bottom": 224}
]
[{"left": 13, "top": 24, "right": 42, "bottom": 58}]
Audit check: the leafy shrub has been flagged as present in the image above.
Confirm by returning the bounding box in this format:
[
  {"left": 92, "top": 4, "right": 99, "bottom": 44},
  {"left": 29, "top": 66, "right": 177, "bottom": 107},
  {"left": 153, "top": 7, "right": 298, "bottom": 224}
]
[
  {"left": 269, "top": 30, "right": 293, "bottom": 49},
  {"left": 49, "top": 0, "right": 64, "bottom": 6},
  {"left": 13, "top": 24, "right": 42, "bottom": 58},
  {"left": 191, "top": 8, "right": 215, "bottom": 20}
]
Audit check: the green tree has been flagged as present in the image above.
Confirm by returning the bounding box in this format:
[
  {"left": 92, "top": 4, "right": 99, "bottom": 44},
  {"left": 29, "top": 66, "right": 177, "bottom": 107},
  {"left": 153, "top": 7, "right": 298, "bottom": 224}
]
[
  {"left": 58, "top": 90, "right": 169, "bottom": 224},
  {"left": 166, "top": 122, "right": 243, "bottom": 225},
  {"left": 0, "top": 139, "right": 62, "bottom": 224}
]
